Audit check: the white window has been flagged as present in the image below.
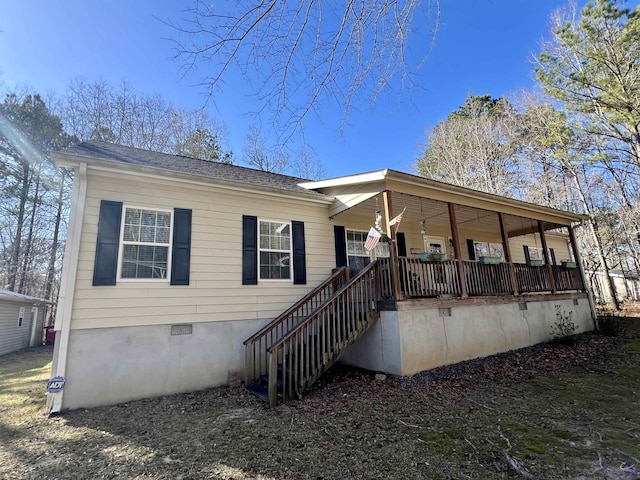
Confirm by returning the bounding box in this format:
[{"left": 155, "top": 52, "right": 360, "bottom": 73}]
[
  {"left": 528, "top": 246, "right": 543, "bottom": 260},
  {"left": 119, "top": 207, "right": 172, "bottom": 280},
  {"left": 259, "top": 220, "right": 291, "bottom": 280},
  {"left": 17, "top": 306, "right": 25, "bottom": 327},
  {"left": 474, "top": 241, "right": 489, "bottom": 259},
  {"left": 489, "top": 243, "right": 505, "bottom": 261},
  {"left": 426, "top": 236, "right": 445, "bottom": 254}
]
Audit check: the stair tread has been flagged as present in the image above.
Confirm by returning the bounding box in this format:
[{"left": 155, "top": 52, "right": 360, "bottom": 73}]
[{"left": 246, "top": 383, "right": 269, "bottom": 402}]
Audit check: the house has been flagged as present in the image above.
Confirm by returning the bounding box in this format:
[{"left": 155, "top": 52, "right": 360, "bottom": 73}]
[
  {"left": 0, "top": 289, "right": 47, "bottom": 356},
  {"left": 48, "top": 141, "right": 594, "bottom": 411},
  {"left": 589, "top": 269, "right": 640, "bottom": 306}
]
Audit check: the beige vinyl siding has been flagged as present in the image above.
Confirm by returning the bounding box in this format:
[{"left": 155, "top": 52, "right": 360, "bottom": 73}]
[
  {"left": 509, "top": 233, "right": 571, "bottom": 264},
  {"left": 71, "top": 170, "right": 336, "bottom": 330},
  {"left": 0, "top": 300, "right": 40, "bottom": 355}
]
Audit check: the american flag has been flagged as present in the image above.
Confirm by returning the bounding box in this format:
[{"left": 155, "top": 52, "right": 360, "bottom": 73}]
[
  {"left": 389, "top": 207, "right": 406, "bottom": 227},
  {"left": 364, "top": 227, "right": 382, "bottom": 251}
]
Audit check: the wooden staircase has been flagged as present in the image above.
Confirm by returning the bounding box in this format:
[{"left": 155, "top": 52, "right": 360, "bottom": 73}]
[{"left": 243, "top": 261, "right": 381, "bottom": 407}]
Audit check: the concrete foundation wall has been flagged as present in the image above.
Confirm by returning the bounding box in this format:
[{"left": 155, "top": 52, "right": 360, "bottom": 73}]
[
  {"left": 62, "top": 317, "right": 269, "bottom": 410},
  {"left": 342, "top": 296, "right": 593, "bottom": 376}
]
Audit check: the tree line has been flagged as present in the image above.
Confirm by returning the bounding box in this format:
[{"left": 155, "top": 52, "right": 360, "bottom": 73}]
[{"left": 417, "top": 0, "right": 640, "bottom": 309}]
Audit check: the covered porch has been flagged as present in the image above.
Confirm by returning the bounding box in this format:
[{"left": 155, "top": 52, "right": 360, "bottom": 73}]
[
  {"left": 302, "top": 170, "right": 594, "bottom": 376},
  {"left": 302, "top": 170, "right": 590, "bottom": 308}
]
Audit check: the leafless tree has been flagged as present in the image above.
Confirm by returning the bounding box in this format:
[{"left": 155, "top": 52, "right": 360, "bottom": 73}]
[
  {"left": 170, "top": 0, "right": 440, "bottom": 139},
  {"left": 292, "top": 146, "right": 325, "bottom": 180},
  {"left": 57, "top": 77, "right": 233, "bottom": 159},
  {"left": 244, "top": 124, "right": 289, "bottom": 173}
]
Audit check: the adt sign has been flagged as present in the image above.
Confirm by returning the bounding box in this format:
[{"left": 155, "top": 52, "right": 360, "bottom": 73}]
[{"left": 47, "top": 376, "right": 66, "bottom": 393}]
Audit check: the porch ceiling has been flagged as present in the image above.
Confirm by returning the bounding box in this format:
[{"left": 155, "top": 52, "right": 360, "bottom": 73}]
[
  {"left": 304, "top": 169, "right": 585, "bottom": 227},
  {"left": 336, "top": 191, "right": 567, "bottom": 237}
]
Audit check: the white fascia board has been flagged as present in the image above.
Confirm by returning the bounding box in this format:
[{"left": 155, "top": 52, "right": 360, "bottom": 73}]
[{"left": 298, "top": 170, "right": 388, "bottom": 190}]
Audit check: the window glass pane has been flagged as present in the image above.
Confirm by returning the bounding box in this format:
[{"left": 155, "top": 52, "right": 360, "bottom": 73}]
[
  {"left": 156, "top": 226, "right": 170, "bottom": 244},
  {"left": 121, "top": 245, "right": 168, "bottom": 279},
  {"left": 141, "top": 211, "right": 156, "bottom": 226},
  {"left": 125, "top": 208, "right": 141, "bottom": 225},
  {"left": 474, "top": 242, "right": 488, "bottom": 258},
  {"left": 141, "top": 226, "right": 155, "bottom": 243},
  {"left": 121, "top": 245, "right": 138, "bottom": 278},
  {"left": 123, "top": 225, "right": 140, "bottom": 242},
  {"left": 157, "top": 212, "right": 171, "bottom": 228},
  {"left": 259, "top": 251, "right": 290, "bottom": 279},
  {"left": 489, "top": 243, "right": 504, "bottom": 260}
]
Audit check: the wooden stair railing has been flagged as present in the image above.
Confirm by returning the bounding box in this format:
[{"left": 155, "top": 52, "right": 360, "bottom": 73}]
[
  {"left": 243, "top": 266, "right": 348, "bottom": 387},
  {"left": 265, "top": 261, "right": 380, "bottom": 407}
]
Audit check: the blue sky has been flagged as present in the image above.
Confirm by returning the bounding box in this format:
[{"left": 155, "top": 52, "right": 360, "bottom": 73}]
[{"left": 0, "top": 0, "right": 613, "bottom": 177}]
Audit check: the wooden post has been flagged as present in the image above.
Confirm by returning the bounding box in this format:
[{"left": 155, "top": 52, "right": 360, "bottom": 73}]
[
  {"left": 538, "top": 220, "right": 557, "bottom": 294},
  {"left": 383, "top": 190, "right": 403, "bottom": 301},
  {"left": 268, "top": 350, "right": 278, "bottom": 408},
  {"left": 498, "top": 212, "right": 519, "bottom": 295},
  {"left": 448, "top": 202, "right": 468, "bottom": 298}
]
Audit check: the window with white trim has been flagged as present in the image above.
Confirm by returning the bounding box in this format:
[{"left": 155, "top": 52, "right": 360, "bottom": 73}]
[
  {"left": 346, "top": 230, "right": 370, "bottom": 276},
  {"left": 259, "top": 220, "right": 291, "bottom": 280},
  {"left": 120, "top": 207, "right": 172, "bottom": 279}
]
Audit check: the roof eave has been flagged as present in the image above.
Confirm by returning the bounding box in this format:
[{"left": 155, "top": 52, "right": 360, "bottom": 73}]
[
  {"left": 53, "top": 152, "right": 334, "bottom": 205},
  {"left": 384, "top": 169, "right": 587, "bottom": 225}
]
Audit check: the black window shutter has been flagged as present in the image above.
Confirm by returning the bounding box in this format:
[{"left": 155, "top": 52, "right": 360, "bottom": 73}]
[
  {"left": 396, "top": 232, "right": 407, "bottom": 257},
  {"left": 93, "top": 200, "right": 123, "bottom": 286},
  {"left": 170, "top": 208, "right": 192, "bottom": 285},
  {"left": 292, "top": 221, "right": 306, "bottom": 285},
  {"left": 549, "top": 248, "right": 557, "bottom": 265},
  {"left": 334, "top": 226, "right": 347, "bottom": 268},
  {"left": 523, "top": 245, "right": 531, "bottom": 262},
  {"left": 242, "top": 215, "right": 258, "bottom": 285},
  {"left": 466, "top": 239, "right": 476, "bottom": 261}
]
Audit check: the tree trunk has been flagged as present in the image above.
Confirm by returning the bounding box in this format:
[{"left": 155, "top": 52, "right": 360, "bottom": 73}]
[
  {"left": 7, "top": 160, "right": 30, "bottom": 291},
  {"left": 569, "top": 166, "right": 621, "bottom": 310},
  {"left": 44, "top": 171, "right": 66, "bottom": 324},
  {"left": 18, "top": 173, "right": 41, "bottom": 294}
]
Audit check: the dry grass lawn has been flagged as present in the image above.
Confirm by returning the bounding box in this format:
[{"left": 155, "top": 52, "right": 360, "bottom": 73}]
[{"left": 1, "top": 312, "right": 640, "bottom": 479}]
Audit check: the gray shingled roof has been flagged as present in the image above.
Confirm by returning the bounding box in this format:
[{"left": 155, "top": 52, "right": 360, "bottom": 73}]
[{"left": 58, "top": 141, "right": 325, "bottom": 197}]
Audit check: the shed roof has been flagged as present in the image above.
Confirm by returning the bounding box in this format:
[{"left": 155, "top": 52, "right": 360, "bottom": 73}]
[{"left": 0, "top": 289, "right": 48, "bottom": 304}]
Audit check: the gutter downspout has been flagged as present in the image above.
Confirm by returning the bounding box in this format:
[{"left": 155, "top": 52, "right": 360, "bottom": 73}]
[
  {"left": 47, "top": 163, "right": 88, "bottom": 413},
  {"left": 29, "top": 306, "right": 39, "bottom": 346}
]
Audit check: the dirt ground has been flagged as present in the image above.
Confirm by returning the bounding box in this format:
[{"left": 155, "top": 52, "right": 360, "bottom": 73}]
[{"left": 1, "top": 310, "right": 640, "bottom": 480}]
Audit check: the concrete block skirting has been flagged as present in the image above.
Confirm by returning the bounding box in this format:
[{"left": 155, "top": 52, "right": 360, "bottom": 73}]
[
  {"left": 61, "top": 318, "right": 271, "bottom": 410},
  {"left": 340, "top": 294, "right": 593, "bottom": 376}
]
